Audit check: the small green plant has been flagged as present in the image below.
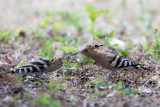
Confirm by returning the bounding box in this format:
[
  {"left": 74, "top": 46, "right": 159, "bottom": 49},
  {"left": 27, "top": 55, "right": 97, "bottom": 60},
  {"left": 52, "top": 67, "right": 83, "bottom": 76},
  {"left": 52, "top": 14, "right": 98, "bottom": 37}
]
[
  {"left": 85, "top": 4, "right": 109, "bottom": 39},
  {"left": 63, "top": 61, "right": 78, "bottom": 70},
  {"left": 18, "top": 60, "right": 27, "bottom": 66},
  {"left": 82, "top": 56, "right": 94, "bottom": 63},
  {"left": 89, "top": 89, "right": 94, "bottom": 93},
  {"left": 103, "top": 31, "right": 114, "bottom": 46},
  {"left": 48, "top": 78, "right": 67, "bottom": 94},
  {"left": 39, "top": 18, "right": 50, "bottom": 29},
  {"left": 156, "top": 81, "right": 160, "bottom": 88},
  {"left": 148, "top": 27, "right": 160, "bottom": 62},
  {"left": 91, "top": 95, "right": 97, "bottom": 99},
  {"left": 68, "top": 96, "right": 77, "bottom": 103},
  {"left": 32, "top": 30, "right": 45, "bottom": 39},
  {"left": 38, "top": 38, "right": 54, "bottom": 59},
  {"left": 109, "top": 81, "right": 138, "bottom": 96},
  {"left": 18, "top": 74, "right": 23, "bottom": 85},
  {"left": 109, "top": 81, "right": 125, "bottom": 89},
  {"left": 54, "top": 34, "right": 65, "bottom": 44},
  {"left": 91, "top": 79, "right": 106, "bottom": 90},
  {"left": 13, "top": 95, "right": 20, "bottom": 100},
  {"left": 117, "top": 81, "right": 125, "bottom": 89},
  {"left": 34, "top": 81, "right": 42, "bottom": 85},
  {"left": 95, "top": 91, "right": 105, "bottom": 97},
  {"left": 153, "top": 27, "right": 160, "bottom": 57},
  {"left": 0, "top": 30, "right": 14, "bottom": 40},
  {"left": 119, "top": 49, "right": 131, "bottom": 57},
  {"left": 87, "top": 6, "right": 109, "bottom": 35},
  {"left": 119, "top": 88, "right": 138, "bottom": 96},
  {"left": 88, "top": 10, "right": 109, "bottom": 22},
  {"left": 84, "top": 81, "right": 91, "bottom": 87},
  {"left": 62, "top": 60, "right": 80, "bottom": 75},
  {"left": 57, "top": 45, "right": 78, "bottom": 53},
  {"left": 65, "top": 75, "right": 72, "bottom": 80},
  {"left": 36, "top": 94, "right": 60, "bottom": 107}
]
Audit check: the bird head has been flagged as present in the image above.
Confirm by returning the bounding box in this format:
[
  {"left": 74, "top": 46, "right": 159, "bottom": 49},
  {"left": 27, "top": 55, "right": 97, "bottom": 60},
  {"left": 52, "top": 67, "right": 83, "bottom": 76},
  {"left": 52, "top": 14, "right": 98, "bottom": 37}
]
[{"left": 81, "top": 44, "right": 103, "bottom": 54}]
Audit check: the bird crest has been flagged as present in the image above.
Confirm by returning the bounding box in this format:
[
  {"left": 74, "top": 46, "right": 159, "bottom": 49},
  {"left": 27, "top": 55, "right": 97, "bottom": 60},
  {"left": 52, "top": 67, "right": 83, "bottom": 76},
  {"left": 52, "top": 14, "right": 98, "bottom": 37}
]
[{"left": 85, "top": 44, "right": 103, "bottom": 50}]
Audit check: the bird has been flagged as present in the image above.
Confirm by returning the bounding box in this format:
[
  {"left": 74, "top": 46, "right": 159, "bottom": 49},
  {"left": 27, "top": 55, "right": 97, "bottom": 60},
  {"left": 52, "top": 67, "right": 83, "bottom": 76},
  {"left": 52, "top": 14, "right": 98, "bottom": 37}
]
[
  {"left": 8, "top": 53, "right": 76, "bottom": 77},
  {"left": 76, "top": 44, "right": 150, "bottom": 78}
]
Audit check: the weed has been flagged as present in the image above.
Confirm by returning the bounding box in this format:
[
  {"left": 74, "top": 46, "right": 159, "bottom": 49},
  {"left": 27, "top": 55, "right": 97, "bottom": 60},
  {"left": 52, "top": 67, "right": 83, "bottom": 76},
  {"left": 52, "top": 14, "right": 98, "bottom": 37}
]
[
  {"left": 34, "top": 81, "right": 42, "bottom": 85},
  {"left": 119, "top": 49, "right": 131, "bottom": 57},
  {"left": 89, "top": 89, "right": 94, "bottom": 93},
  {"left": 82, "top": 56, "right": 94, "bottom": 63},
  {"left": 40, "top": 18, "right": 50, "bottom": 29},
  {"left": 103, "top": 31, "right": 114, "bottom": 46},
  {"left": 68, "top": 96, "right": 77, "bottom": 103},
  {"left": 38, "top": 38, "right": 54, "bottom": 59},
  {"left": 13, "top": 95, "right": 20, "bottom": 100},
  {"left": 54, "top": 34, "right": 65, "bottom": 44},
  {"left": 18, "top": 74, "right": 23, "bottom": 85},
  {"left": 48, "top": 78, "right": 67, "bottom": 94},
  {"left": 62, "top": 60, "right": 80, "bottom": 76},
  {"left": 57, "top": 45, "right": 78, "bottom": 53},
  {"left": 149, "top": 26, "right": 160, "bottom": 61},
  {"left": 18, "top": 60, "right": 27, "bottom": 66},
  {"left": 65, "top": 75, "right": 72, "bottom": 80},
  {"left": 36, "top": 94, "right": 60, "bottom": 107},
  {"left": 88, "top": 9, "right": 109, "bottom": 39},
  {"left": 156, "top": 82, "right": 160, "bottom": 88},
  {"left": 119, "top": 88, "right": 138, "bottom": 96},
  {"left": 95, "top": 91, "right": 105, "bottom": 97},
  {"left": 91, "top": 79, "right": 106, "bottom": 90},
  {"left": 0, "top": 30, "right": 13, "bottom": 40},
  {"left": 63, "top": 60, "right": 78, "bottom": 70},
  {"left": 109, "top": 81, "right": 125, "bottom": 90}
]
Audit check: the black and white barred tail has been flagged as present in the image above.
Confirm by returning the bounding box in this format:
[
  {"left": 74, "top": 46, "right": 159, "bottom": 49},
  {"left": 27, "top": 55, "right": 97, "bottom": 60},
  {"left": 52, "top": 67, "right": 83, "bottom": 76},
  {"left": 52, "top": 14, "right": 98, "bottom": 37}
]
[
  {"left": 110, "top": 55, "right": 150, "bottom": 70},
  {"left": 9, "top": 57, "right": 52, "bottom": 77}
]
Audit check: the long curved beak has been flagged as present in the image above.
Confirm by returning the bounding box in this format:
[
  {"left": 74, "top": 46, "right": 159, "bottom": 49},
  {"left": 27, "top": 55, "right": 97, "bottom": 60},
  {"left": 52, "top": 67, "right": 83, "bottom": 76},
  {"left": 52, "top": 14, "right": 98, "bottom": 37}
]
[
  {"left": 70, "top": 51, "right": 82, "bottom": 56},
  {"left": 60, "top": 51, "right": 82, "bottom": 60}
]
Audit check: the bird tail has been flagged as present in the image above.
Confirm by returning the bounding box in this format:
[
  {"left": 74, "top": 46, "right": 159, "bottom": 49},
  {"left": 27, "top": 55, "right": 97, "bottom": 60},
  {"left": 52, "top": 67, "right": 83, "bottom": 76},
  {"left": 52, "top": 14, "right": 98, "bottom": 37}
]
[{"left": 135, "top": 64, "right": 150, "bottom": 71}]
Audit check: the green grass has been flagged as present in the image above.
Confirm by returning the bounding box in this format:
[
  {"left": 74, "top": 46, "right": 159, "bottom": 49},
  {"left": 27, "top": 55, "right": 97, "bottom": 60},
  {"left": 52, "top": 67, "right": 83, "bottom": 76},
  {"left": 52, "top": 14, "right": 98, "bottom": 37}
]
[{"left": 38, "top": 38, "right": 54, "bottom": 59}]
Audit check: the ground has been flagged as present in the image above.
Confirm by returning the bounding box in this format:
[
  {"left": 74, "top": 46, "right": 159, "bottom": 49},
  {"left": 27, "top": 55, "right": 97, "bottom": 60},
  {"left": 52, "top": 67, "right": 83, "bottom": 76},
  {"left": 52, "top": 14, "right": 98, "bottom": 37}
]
[{"left": 0, "top": 0, "right": 160, "bottom": 107}]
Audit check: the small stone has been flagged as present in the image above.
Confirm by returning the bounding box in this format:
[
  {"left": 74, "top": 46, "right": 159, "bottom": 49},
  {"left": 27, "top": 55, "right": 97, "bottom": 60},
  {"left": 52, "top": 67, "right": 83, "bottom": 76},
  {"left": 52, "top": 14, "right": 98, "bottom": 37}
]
[
  {"left": 3, "top": 96, "right": 14, "bottom": 103},
  {"left": 107, "top": 93, "right": 114, "bottom": 97},
  {"left": 123, "top": 101, "right": 130, "bottom": 107},
  {"left": 89, "top": 77, "right": 95, "bottom": 81}
]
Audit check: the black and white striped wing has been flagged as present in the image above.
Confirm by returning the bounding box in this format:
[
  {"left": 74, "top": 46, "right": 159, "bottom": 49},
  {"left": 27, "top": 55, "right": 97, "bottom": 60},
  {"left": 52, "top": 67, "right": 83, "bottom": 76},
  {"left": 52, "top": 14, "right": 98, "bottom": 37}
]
[
  {"left": 9, "top": 57, "right": 52, "bottom": 76},
  {"left": 109, "top": 55, "right": 149, "bottom": 70}
]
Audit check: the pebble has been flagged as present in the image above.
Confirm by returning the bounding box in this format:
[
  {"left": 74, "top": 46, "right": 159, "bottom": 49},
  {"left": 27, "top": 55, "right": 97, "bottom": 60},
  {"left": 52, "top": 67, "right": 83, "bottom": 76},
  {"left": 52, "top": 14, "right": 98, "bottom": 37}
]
[{"left": 3, "top": 96, "right": 14, "bottom": 103}]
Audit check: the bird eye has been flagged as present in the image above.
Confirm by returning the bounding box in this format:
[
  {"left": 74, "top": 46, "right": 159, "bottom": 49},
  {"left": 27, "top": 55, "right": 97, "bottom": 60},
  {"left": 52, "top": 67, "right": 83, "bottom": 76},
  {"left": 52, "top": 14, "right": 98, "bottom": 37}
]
[
  {"left": 85, "top": 49, "right": 88, "bottom": 52},
  {"left": 95, "top": 45, "right": 98, "bottom": 47}
]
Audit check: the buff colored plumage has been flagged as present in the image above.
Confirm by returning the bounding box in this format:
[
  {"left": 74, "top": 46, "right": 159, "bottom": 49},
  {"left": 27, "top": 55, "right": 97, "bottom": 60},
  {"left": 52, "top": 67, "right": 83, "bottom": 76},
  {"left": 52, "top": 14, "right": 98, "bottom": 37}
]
[
  {"left": 80, "top": 44, "right": 150, "bottom": 71},
  {"left": 8, "top": 53, "right": 75, "bottom": 77}
]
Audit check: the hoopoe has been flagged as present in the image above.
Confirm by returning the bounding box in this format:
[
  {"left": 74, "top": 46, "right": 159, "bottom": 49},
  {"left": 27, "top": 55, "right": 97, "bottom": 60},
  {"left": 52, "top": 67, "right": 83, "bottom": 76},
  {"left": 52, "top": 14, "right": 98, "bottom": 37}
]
[
  {"left": 76, "top": 44, "right": 150, "bottom": 77},
  {"left": 8, "top": 53, "right": 75, "bottom": 77}
]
